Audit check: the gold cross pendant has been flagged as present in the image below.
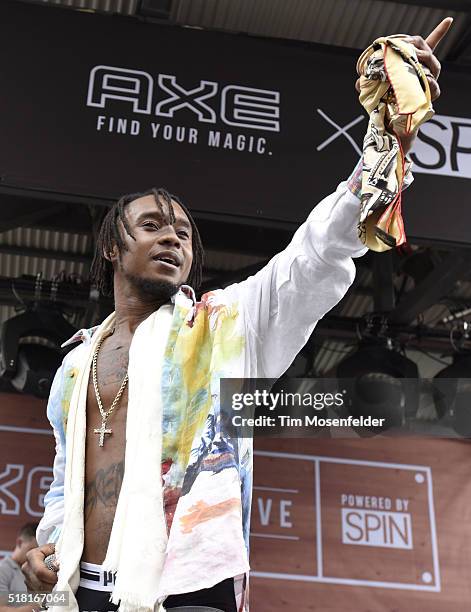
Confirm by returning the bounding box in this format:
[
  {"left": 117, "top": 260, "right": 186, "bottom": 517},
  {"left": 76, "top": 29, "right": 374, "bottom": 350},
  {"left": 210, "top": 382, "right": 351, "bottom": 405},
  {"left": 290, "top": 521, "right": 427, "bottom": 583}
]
[{"left": 94, "top": 421, "right": 112, "bottom": 447}]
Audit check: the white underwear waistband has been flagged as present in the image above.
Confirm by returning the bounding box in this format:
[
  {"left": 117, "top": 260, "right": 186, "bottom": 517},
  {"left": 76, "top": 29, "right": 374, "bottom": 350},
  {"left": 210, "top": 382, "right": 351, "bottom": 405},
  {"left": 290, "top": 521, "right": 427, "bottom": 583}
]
[{"left": 79, "top": 561, "right": 117, "bottom": 592}]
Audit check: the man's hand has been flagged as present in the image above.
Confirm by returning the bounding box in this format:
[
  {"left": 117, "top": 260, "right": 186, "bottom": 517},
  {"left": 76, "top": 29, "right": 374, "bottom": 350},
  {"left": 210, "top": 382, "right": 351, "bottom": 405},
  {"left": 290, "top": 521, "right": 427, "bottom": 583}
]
[
  {"left": 355, "top": 18, "right": 453, "bottom": 154},
  {"left": 355, "top": 18, "right": 452, "bottom": 97},
  {"left": 399, "top": 17, "right": 453, "bottom": 153},
  {"left": 21, "top": 543, "right": 59, "bottom": 593},
  {"left": 403, "top": 16, "right": 453, "bottom": 102}
]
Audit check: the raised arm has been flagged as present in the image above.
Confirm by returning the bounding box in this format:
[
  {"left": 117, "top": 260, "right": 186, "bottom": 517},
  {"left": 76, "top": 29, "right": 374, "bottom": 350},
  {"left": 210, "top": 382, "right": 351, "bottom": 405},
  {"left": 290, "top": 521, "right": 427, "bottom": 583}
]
[
  {"left": 220, "top": 19, "right": 450, "bottom": 379},
  {"left": 231, "top": 169, "right": 368, "bottom": 379}
]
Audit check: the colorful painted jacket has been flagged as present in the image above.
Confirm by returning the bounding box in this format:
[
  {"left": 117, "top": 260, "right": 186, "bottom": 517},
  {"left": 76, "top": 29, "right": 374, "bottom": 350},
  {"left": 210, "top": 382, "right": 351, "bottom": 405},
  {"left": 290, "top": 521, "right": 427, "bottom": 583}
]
[{"left": 36, "top": 174, "right": 370, "bottom": 607}]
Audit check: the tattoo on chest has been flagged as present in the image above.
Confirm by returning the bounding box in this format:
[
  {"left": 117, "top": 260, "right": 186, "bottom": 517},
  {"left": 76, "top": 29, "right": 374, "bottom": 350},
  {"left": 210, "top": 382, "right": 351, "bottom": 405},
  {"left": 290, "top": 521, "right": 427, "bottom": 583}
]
[
  {"left": 88, "top": 348, "right": 129, "bottom": 387},
  {"left": 84, "top": 460, "right": 125, "bottom": 522}
]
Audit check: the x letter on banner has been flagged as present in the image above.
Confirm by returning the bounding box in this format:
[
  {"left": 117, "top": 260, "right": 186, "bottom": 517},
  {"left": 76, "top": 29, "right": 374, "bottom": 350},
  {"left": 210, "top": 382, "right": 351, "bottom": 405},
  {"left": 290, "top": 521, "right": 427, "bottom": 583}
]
[
  {"left": 316, "top": 108, "right": 364, "bottom": 155},
  {"left": 156, "top": 75, "right": 218, "bottom": 123}
]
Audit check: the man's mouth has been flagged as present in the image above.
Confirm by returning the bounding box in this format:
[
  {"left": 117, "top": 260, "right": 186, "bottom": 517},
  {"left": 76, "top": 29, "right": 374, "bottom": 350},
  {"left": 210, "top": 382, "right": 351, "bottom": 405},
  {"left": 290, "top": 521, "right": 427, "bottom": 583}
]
[{"left": 152, "top": 251, "right": 181, "bottom": 268}]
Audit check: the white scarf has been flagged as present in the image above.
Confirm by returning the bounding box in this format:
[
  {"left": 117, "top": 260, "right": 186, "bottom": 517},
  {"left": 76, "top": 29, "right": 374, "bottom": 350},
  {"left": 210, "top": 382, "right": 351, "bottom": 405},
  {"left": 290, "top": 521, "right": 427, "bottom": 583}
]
[{"left": 50, "top": 305, "right": 174, "bottom": 612}]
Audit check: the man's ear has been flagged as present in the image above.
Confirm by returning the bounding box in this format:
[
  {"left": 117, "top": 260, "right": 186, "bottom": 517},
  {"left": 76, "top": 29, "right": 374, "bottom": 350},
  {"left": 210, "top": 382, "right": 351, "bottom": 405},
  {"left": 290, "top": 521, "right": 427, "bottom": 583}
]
[{"left": 103, "top": 244, "right": 119, "bottom": 263}]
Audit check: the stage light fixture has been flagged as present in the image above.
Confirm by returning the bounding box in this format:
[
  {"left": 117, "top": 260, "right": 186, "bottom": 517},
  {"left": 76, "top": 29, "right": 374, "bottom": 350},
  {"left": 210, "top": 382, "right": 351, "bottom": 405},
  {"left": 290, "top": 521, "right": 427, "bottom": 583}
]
[
  {"left": 335, "top": 341, "right": 419, "bottom": 434},
  {"left": 0, "top": 307, "right": 76, "bottom": 398},
  {"left": 10, "top": 342, "right": 62, "bottom": 399},
  {"left": 433, "top": 352, "right": 471, "bottom": 437}
]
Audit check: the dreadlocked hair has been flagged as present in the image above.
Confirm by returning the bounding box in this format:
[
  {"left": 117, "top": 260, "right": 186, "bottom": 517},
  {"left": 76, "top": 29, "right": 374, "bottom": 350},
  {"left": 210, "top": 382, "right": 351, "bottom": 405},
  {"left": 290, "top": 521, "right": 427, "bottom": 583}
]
[{"left": 89, "top": 187, "right": 204, "bottom": 297}]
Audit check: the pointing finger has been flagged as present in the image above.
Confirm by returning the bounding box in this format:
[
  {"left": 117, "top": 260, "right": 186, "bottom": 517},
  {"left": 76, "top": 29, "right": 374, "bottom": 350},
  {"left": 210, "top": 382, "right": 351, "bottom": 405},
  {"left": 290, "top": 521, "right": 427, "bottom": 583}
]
[{"left": 425, "top": 17, "right": 453, "bottom": 51}]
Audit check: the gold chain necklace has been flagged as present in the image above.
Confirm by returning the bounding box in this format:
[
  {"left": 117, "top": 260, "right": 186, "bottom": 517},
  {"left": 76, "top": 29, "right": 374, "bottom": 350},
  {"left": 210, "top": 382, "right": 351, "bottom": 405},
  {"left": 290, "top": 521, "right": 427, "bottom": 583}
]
[{"left": 91, "top": 329, "right": 128, "bottom": 447}]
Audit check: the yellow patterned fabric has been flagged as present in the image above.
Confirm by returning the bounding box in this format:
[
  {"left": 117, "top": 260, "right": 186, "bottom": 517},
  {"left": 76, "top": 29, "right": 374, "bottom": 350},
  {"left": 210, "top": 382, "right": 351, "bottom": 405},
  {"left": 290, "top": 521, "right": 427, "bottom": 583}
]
[{"left": 356, "top": 35, "right": 434, "bottom": 252}]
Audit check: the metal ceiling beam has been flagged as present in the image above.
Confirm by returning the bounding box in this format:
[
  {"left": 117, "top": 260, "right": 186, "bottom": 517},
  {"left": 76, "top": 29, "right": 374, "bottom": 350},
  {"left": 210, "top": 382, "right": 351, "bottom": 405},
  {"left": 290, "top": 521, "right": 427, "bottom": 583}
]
[
  {"left": 0, "top": 272, "right": 461, "bottom": 354},
  {"left": 445, "top": 14, "right": 471, "bottom": 61},
  {"left": 15, "top": 0, "right": 139, "bottom": 15},
  {"left": 138, "top": 0, "right": 173, "bottom": 19},
  {"left": 0, "top": 244, "right": 92, "bottom": 263},
  {"left": 0, "top": 191, "right": 93, "bottom": 234},
  {"left": 389, "top": 249, "right": 471, "bottom": 324},
  {"left": 0, "top": 291, "right": 91, "bottom": 309},
  {"left": 377, "top": 0, "right": 471, "bottom": 11},
  {"left": 372, "top": 251, "right": 395, "bottom": 312},
  {"left": 27, "top": 204, "right": 92, "bottom": 235},
  {"left": 0, "top": 198, "right": 66, "bottom": 233},
  {"left": 315, "top": 315, "right": 457, "bottom": 354},
  {"left": 0, "top": 276, "right": 114, "bottom": 327}
]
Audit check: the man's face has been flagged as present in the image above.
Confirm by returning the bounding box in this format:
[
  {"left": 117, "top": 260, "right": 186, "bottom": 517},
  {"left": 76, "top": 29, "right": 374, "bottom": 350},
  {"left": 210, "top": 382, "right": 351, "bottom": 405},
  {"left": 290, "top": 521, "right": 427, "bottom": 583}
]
[{"left": 112, "top": 195, "right": 194, "bottom": 298}]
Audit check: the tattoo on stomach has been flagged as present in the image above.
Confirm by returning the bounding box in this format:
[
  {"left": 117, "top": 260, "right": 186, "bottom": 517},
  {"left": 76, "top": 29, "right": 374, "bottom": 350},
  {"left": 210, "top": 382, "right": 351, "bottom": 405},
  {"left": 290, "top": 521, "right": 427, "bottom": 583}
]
[{"left": 84, "top": 460, "right": 125, "bottom": 522}]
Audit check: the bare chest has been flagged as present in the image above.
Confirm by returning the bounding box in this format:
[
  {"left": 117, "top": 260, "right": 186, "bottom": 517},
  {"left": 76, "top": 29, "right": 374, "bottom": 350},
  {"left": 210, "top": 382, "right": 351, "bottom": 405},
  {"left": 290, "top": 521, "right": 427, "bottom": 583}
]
[
  {"left": 82, "top": 337, "right": 130, "bottom": 563},
  {"left": 86, "top": 339, "right": 129, "bottom": 452}
]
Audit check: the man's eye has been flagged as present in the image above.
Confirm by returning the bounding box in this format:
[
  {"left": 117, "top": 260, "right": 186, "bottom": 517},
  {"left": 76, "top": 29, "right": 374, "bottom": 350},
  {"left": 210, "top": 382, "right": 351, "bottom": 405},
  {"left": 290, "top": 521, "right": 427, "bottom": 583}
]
[
  {"left": 177, "top": 231, "right": 190, "bottom": 238},
  {"left": 143, "top": 221, "right": 159, "bottom": 229}
]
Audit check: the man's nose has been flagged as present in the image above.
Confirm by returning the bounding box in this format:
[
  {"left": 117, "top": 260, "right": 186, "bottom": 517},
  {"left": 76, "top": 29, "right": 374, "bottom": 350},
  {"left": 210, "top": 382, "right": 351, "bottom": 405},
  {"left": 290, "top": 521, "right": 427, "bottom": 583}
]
[{"left": 157, "top": 225, "right": 181, "bottom": 247}]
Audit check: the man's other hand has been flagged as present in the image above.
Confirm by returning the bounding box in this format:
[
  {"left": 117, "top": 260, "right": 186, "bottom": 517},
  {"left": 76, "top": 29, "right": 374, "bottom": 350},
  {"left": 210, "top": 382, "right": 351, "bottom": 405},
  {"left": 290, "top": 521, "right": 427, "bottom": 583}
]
[{"left": 21, "top": 543, "right": 59, "bottom": 592}]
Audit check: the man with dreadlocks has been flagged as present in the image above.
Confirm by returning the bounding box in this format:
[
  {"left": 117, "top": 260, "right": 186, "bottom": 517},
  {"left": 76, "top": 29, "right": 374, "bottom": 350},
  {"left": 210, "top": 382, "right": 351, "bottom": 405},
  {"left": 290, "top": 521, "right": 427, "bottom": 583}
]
[{"left": 22, "top": 19, "right": 449, "bottom": 612}]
